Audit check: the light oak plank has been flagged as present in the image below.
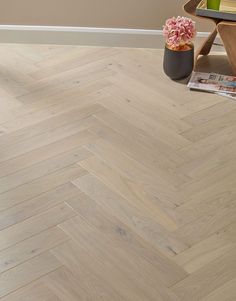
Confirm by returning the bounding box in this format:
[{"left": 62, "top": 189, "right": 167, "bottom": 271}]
[
  {"left": 0, "top": 130, "right": 95, "bottom": 178},
  {"left": 200, "top": 277, "right": 236, "bottom": 301},
  {"left": 172, "top": 247, "right": 236, "bottom": 300},
  {"left": 0, "top": 147, "right": 91, "bottom": 194},
  {"left": 0, "top": 164, "right": 87, "bottom": 211},
  {"left": 85, "top": 138, "right": 181, "bottom": 208},
  {"left": 52, "top": 240, "right": 179, "bottom": 301},
  {"left": 0, "top": 183, "right": 80, "bottom": 230},
  {"left": 0, "top": 227, "right": 68, "bottom": 273},
  {"left": 0, "top": 44, "right": 234, "bottom": 300},
  {"left": 173, "top": 221, "right": 236, "bottom": 273},
  {"left": 0, "top": 116, "right": 95, "bottom": 163},
  {"left": 0, "top": 280, "right": 61, "bottom": 301},
  {"left": 44, "top": 265, "right": 124, "bottom": 301},
  {"left": 72, "top": 174, "right": 188, "bottom": 256},
  {"left": 79, "top": 155, "right": 177, "bottom": 231},
  {"left": 0, "top": 203, "right": 76, "bottom": 251},
  {"left": 0, "top": 252, "right": 61, "bottom": 298},
  {"left": 66, "top": 192, "right": 186, "bottom": 286}
]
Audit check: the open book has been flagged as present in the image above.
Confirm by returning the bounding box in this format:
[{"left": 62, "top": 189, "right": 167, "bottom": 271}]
[{"left": 188, "top": 72, "right": 236, "bottom": 99}]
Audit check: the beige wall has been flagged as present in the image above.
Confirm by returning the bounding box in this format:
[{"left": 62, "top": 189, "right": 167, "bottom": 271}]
[{"left": 0, "top": 0, "right": 212, "bottom": 31}]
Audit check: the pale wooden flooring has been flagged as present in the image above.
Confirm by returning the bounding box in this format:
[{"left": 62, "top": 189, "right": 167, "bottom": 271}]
[{"left": 0, "top": 44, "right": 235, "bottom": 301}]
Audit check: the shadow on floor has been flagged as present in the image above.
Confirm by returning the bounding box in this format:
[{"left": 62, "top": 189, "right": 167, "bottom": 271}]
[{"left": 195, "top": 54, "right": 233, "bottom": 75}]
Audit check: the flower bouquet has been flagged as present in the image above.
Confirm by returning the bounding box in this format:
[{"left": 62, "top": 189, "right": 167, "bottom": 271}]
[{"left": 163, "top": 16, "right": 196, "bottom": 80}]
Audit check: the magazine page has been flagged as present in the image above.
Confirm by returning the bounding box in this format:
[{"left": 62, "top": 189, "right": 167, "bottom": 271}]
[
  {"left": 188, "top": 72, "right": 236, "bottom": 94},
  {"left": 217, "top": 92, "right": 236, "bottom": 100}
]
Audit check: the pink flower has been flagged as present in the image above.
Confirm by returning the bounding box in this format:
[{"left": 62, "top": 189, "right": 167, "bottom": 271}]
[{"left": 163, "top": 16, "right": 196, "bottom": 50}]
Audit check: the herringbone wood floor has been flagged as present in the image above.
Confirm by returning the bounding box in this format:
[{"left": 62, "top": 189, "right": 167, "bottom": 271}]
[{"left": 0, "top": 44, "right": 235, "bottom": 301}]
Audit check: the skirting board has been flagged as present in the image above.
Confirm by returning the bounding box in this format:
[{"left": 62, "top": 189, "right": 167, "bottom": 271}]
[{"left": 0, "top": 25, "right": 221, "bottom": 48}]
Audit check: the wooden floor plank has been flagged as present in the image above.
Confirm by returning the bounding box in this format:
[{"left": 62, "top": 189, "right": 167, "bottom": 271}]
[
  {"left": 0, "top": 280, "right": 61, "bottom": 301},
  {"left": 52, "top": 240, "right": 179, "bottom": 301},
  {"left": 0, "top": 147, "right": 91, "bottom": 194},
  {"left": 0, "top": 164, "right": 87, "bottom": 211},
  {"left": 98, "top": 92, "right": 191, "bottom": 149},
  {"left": 173, "top": 221, "right": 236, "bottom": 273},
  {"left": 200, "top": 278, "right": 236, "bottom": 301},
  {"left": 0, "top": 183, "right": 80, "bottom": 230},
  {"left": 0, "top": 116, "right": 95, "bottom": 162},
  {"left": 79, "top": 155, "right": 177, "bottom": 231},
  {"left": 85, "top": 138, "right": 182, "bottom": 208},
  {"left": 0, "top": 103, "right": 102, "bottom": 147},
  {"left": 90, "top": 120, "right": 189, "bottom": 187},
  {"left": 0, "top": 44, "right": 235, "bottom": 300},
  {"left": 44, "top": 265, "right": 124, "bottom": 301},
  {"left": 0, "top": 252, "right": 61, "bottom": 298},
  {"left": 0, "top": 203, "right": 76, "bottom": 251},
  {"left": 0, "top": 130, "right": 95, "bottom": 178},
  {"left": 0, "top": 227, "right": 68, "bottom": 273},
  {"left": 172, "top": 247, "right": 236, "bottom": 300},
  {"left": 72, "top": 173, "right": 188, "bottom": 256},
  {"left": 66, "top": 192, "right": 187, "bottom": 286}
]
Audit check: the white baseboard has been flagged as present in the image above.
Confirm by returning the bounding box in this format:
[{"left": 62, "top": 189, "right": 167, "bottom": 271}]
[{"left": 0, "top": 25, "right": 216, "bottom": 48}]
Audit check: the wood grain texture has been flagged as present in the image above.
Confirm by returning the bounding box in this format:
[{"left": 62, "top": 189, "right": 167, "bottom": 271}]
[
  {"left": 184, "top": 0, "right": 236, "bottom": 75},
  {"left": 0, "top": 281, "right": 61, "bottom": 301},
  {"left": 0, "top": 44, "right": 235, "bottom": 300},
  {"left": 217, "top": 22, "right": 236, "bottom": 75}
]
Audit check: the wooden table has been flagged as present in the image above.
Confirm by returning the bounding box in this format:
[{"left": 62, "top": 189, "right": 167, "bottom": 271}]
[{"left": 184, "top": 0, "right": 236, "bottom": 75}]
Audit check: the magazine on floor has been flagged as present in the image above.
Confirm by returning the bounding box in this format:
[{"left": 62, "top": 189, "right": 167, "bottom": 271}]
[
  {"left": 188, "top": 72, "right": 236, "bottom": 99},
  {"left": 217, "top": 92, "right": 236, "bottom": 99}
]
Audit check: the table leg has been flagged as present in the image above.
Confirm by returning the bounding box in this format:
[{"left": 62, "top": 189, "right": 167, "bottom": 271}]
[
  {"left": 194, "top": 27, "right": 218, "bottom": 69},
  {"left": 197, "top": 28, "right": 218, "bottom": 56},
  {"left": 217, "top": 22, "right": 236, "bottom": 75}
]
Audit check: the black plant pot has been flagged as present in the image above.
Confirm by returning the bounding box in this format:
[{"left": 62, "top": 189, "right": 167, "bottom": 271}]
[{"left": 163, "top": 45, "right": 194, "bottom": 80}]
